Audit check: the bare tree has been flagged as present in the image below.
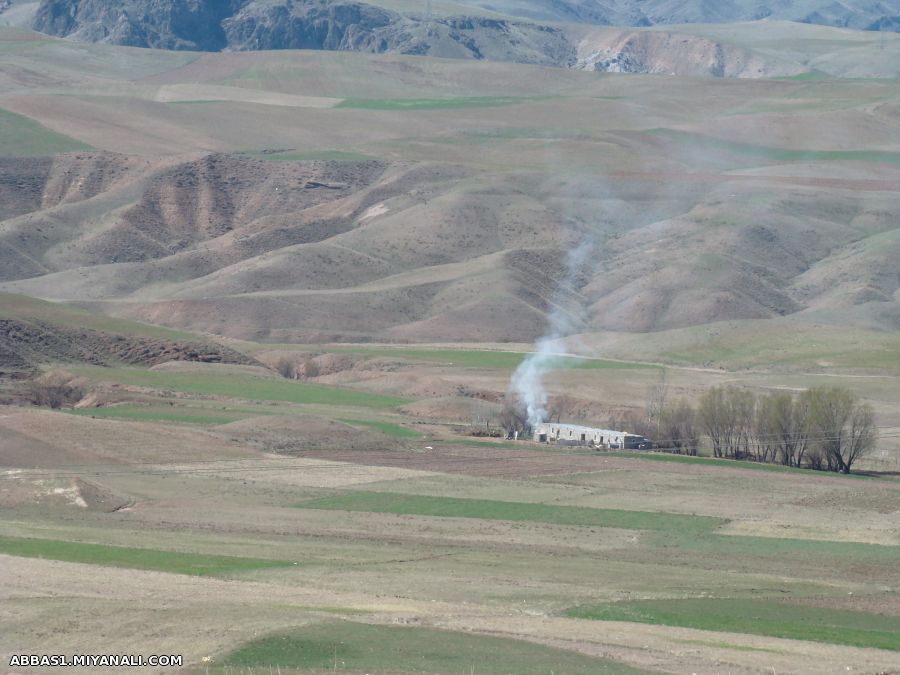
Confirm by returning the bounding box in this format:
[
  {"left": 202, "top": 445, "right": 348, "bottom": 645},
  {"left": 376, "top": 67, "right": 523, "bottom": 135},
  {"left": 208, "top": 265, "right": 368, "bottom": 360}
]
[
  {"left": 755, "top": 392, "right": 804, "bottom": 464},
  {"left": 274, "top": 356, "right": 296, "bottom": 379},
  {"left": 26, "top": 370, "right": 86, "bottom": 409},
  {"left": 729, "top": 389, "right": 755, "bottom": 460},
  {"left": 499, "top": 395, "right": 529, "bottom": 439},
  {"left": 753, "top": 394, "right": 778, "bottom": 463},
  {"left": 301, "top": 358, "right": 320, "bottom": 380},
  {"left": 790, "top": 391, "right": 812, "bottom": 468},
  {"left": 646, "top": 368, "right": 669, "bottom": 437},
  {"left": 698, "top": 386, "right": 756, "bottom": 459},
  {"left": 469, "top": 399, "right": 498, "bottom": 437},
  {"left": 658, "top": 399, "right": 698, "bottom": 455},
  {"left": 845, "top": 402, "right": 877, "bottom": 474},
  {"left": 808, "top": 386, "right": 853, "bottom": 471},
  {"left": 806, "top": 386, "right": 877, "bottom": 473},
  {"left": 806, "top": 444, "right": 826, "bottom": 471},
  {"left": 756, "top": 391, "right": 811, "bottom": 467},
  {"left": 698, "top": 386, "right": 728, "bottom": 458}
]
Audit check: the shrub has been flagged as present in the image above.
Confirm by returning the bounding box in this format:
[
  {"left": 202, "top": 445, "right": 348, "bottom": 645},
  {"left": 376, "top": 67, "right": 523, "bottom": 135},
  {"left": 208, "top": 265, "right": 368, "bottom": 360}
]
[{"left": 26, "top": 370, "right": 86, "bottom": 409}]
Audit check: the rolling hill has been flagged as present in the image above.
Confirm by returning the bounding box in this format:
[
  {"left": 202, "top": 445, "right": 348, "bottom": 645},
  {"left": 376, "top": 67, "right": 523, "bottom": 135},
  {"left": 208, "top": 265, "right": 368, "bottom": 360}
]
[{"left": 0, "top": 26, "right": 897, "bottom": 355}]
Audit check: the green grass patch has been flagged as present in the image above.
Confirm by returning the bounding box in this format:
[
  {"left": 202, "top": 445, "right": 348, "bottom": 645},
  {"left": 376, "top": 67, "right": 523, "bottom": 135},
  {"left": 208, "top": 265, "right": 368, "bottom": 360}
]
[
  {"left": 440, "top": 438, "right": 515, "bottom": 448},
  {"left": 565, "top": 598, "right": 900, "bottom": 651},
  {"left": 776, "top": 70, "right": 832, "bottom": 81},
  {"left": 645, "top": 128, "right": 900, "bottom": 165},
  {"left": 336, "top": 96, "right": 548, "bottom": 110},
  {"left": 67, "top": 405, "right": 250, "bottom": 426},
  {"left": 298, "top": 492, "right": 723, "bottom": 534},
  {"left": 338, "top": 418, "right": 422, "bottom": 438},
  {"left": 308, "top": 346, "right": 653, "bottom": 371},
  {"left": 71, "top": 366, "right": 409, "bottom": 409},
  {"left": 0, "top": 293, "right": 194, "bottom": 340},
  {"left": 670, "top": 532, "right": 900, "bottom": 565},
  {"left": 0, "top": 107, "right": 91, "bottom": 156},
  {"left": 223, "top": 621, "right": 652, "bottom": 674},
  {"left": 168, "top": 99, "right": 227, "bottom": 105},
  {"left": 0, "top": 535, "right": 295, "bottom": 577},
  {"left": 461, "top": 126, "right": 594, "bottom": 141},
  {"left": 248, "top": 149, "right": 378, "bottom": 161}
]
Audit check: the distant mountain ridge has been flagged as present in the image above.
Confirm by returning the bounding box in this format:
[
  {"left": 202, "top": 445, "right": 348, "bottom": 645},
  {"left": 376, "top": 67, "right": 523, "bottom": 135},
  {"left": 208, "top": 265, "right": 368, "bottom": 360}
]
[
  {"left": 30, "top": 0, "right": 900, "bottom": 60},
  {"left": 466, "top": 0, "right": 900, "bottom": 31},
  {"left": 28, "top": 0, "right": 897, "bottom": 77},
  {"left": 31, "top": 0, "right": 577, "bottom": 66}
]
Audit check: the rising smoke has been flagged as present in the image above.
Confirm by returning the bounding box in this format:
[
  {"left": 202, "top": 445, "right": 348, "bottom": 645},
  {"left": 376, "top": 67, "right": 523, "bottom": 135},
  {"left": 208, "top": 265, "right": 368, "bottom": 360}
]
[{"left": 509, "top": 225, "right": 599, "bottom": 429}]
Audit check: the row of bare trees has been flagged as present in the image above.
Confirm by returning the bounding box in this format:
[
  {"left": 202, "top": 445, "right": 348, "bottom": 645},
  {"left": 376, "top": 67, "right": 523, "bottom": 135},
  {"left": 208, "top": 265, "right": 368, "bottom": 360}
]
[{"left": 652, "top": 385, "right": 877, "bottom": 474}]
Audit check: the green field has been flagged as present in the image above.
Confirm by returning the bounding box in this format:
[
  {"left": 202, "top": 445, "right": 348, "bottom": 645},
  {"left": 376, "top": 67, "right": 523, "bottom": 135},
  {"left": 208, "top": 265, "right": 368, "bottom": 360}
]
[
  {"left": 0, "top": 107, "right": 91, "bottom": 156},
  {"left": 67, "top": 405, "right": 251, "bottom": 426},
  {"left": 0, "top": 535, "right": 296, "bottom": 577},
  {"left": 336, "top": 96, "right": 547, "bottom": 110},
  {"left": 566, "top": 599, "right": 900, "bottom": 651},
  {"left": 604, "top": 318, "right": 900, "bottom": 373},
  {"left": 223, "top": 621, "right": 652, "bottom": 674},
  {"left": 660, "top": 531, "right": 900, "bottom": 566},
  {"left": 0, "top": 293, "right": 194, "bottom": 340},
  {"left": 303, "top": 346, "right": 653, "bottom": 371},
  {"left": 246, "top": 149, "right": 378, "bottom": 161},
  {"left": 646, "top": 128, "right": 900, "bottom": 165},
  {"left": 298, "top": 492, "right": 900, "bottom": 571},
  {"left": 71, "top": 366, "right": 409, "bottom": 409},
  {"left": 338, "top": 418, "right": 422, "bottom": 438},
  {"left": 298, "top": 492, "right": 724, "bottom": 533}
]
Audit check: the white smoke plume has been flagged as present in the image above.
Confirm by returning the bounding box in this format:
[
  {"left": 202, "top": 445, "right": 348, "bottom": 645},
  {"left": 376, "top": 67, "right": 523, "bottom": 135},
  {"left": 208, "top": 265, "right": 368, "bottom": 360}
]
[{"left": 510, "top": 228, "right": 598, "bottom": 429}]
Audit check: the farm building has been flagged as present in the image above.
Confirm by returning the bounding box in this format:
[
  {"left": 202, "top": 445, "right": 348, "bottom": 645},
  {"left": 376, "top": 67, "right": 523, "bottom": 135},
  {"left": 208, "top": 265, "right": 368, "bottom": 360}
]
[{"left": 533, "top": 422, "right": 651, "bottom": 450}]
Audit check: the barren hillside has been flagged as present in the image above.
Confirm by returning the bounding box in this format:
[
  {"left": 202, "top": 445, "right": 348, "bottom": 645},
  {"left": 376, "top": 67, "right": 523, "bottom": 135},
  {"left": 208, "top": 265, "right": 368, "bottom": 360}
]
[{"left": 0, "top": 26, "right": 897, "bottom": 352}]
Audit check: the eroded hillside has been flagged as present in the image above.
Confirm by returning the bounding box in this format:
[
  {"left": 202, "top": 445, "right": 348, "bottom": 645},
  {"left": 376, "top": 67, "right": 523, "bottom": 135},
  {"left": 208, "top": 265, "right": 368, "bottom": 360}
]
[
  {"left": 0, "top": 31, "right": 897, "bottom": 351},
  {"left": 1, "top": 149, "right": 898, "bottom": 344}
]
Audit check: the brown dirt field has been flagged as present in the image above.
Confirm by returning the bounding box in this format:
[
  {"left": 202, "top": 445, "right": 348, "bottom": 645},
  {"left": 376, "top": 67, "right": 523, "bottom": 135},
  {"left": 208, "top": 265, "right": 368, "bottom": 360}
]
[
  {"left": 161, "top": 456, "right": 436, "bottom": 489},
  {"left": 213, "top": 415, "right": 402, "bottom": 455},
  {"left": 3, "top": 555, "right": 899, "bottom": 675},
  {"left": 73, "top": 477, "right": 134, "bottom": 512},
  {"left": 292, "top": 445, "right": 616, "bottom": 479},
  {"left": 789, "top": 592, "right": 900, "bottom": 618},
  {"left": 294, "top": 443, "right": 900, "bottom": 487},
  {"left": 0, "top": 407, "right": 255, "bottom": 467}
]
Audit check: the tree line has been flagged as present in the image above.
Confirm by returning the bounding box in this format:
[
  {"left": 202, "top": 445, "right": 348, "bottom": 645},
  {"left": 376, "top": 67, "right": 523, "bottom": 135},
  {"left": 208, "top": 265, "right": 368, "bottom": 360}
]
[{"left": 641, "top": 385, "right": 877, "bottom": 474}]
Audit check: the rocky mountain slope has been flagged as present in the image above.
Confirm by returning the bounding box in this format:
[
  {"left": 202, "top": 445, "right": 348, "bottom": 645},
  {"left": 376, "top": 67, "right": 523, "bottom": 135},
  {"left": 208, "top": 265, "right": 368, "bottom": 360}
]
[
  {"left": 455, "top": 0, "right": 900, "bottom": 31},
  {"left": 31, "top": 0, "right": 576, "bottom": 66},
  {"left": 26, "top": 0, "right": 898, "bottom": 77}
]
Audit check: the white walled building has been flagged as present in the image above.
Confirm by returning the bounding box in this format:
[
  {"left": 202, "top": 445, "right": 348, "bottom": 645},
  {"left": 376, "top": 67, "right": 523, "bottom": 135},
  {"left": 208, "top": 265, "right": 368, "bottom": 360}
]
[{"left": 533, "top": 422, "right": 650, "bottom": 450}]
